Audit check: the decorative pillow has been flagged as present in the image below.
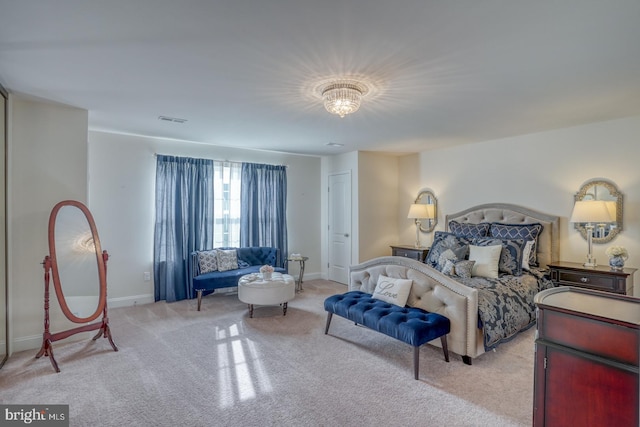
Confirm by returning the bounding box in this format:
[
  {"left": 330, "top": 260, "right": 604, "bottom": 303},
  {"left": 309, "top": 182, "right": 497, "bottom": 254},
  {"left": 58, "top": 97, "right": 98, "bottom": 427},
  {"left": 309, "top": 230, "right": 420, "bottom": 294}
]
[
  {"left": 489, "top": 223, "right": 543, "bottom": 266},
  {"left": 472, "top": 237, "right": 527, "bottom": 276},
  {"left": 237, "top": 260, "right": 251, "bottom": 269},
  {"left": 448, "top": 220, "right": 490, "bottom": 238},
  {"left": 216, "top": 249, "right": 239, "bottom": 272},
  {"left": 441, "top": 259, "right": 476, "bottom": 279},
  {"left": 468, "top": 244, "right": 502, "bottom": 279},
  {"left": 435, "top": 247, "right": 468, "bottom": 271},
  {"left": 372, "top": 275, "right": 413, "bottom": 307},
  {"left": 198, "top": 250, "right": 218, "bottom": 273},
  {"left": 425, "top": 232, "right": 470, "bottom": 269},
  {"left": 521, "top": 240, "right": 534, "bottom": 271}
]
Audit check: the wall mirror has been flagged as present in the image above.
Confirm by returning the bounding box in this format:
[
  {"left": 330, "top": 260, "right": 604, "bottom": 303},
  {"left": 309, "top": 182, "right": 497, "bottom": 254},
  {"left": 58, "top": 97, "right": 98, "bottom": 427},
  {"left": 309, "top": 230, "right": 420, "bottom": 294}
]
[
  {"left": 36, "top": 200, "right": 117, "bottom": 372},
  {"left": 414, "top": 190, "right": 438, "bottom": 232},
  {"left": 574, "top": 179, "right": 623, "bottom": 243}
]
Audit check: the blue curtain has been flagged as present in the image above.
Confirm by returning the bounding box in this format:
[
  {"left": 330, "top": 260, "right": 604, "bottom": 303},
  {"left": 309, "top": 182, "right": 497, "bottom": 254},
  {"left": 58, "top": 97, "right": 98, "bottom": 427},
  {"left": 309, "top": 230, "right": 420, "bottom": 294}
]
[
  {"left": 154, "top": 155, "right": 214, "bottom": 302},
  {"left": 240, "top": 163, "right": 288, "bottom": 267}
]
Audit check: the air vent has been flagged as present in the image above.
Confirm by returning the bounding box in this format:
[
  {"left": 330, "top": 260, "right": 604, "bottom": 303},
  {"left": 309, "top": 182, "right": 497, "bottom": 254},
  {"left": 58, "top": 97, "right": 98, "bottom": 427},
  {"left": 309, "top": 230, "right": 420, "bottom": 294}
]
[{"left": 158, "top": 116, "right": 188, "bottom": 123}]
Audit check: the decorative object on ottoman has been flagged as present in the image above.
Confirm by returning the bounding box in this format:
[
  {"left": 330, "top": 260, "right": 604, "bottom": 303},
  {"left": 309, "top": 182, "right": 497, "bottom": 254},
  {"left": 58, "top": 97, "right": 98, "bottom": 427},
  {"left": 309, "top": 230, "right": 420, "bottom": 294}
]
[
  {"left": 260, "top": 264, "right": 274, "bottom": 280},
  {"left": 605, "top": 246, "right": 628, "bottom": 270},
  {"left": 238, "top": 273, "right": 295, "bottom": 318}
]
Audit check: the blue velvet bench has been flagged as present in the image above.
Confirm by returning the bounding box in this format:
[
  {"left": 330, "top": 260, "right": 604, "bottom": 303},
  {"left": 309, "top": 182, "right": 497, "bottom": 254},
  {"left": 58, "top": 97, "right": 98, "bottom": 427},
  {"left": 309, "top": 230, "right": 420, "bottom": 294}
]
[{"left": 324, "top": 291, "right": 451, "bottom": 380}]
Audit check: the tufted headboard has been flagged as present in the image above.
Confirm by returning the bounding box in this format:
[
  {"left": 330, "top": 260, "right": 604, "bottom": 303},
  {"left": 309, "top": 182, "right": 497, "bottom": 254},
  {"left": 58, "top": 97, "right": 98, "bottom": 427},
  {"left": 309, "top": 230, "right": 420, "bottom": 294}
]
[{"left": 445, "top": 203, "right": 559, "bottom": 268}]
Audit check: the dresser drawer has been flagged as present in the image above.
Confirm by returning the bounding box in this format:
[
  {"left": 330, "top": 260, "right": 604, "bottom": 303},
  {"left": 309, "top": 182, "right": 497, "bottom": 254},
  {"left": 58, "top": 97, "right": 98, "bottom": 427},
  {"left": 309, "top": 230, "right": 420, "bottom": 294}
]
[
  {"left": 540, "top": 309, "right": 639, "bottom": 365},
  {"left": 556, "top": 270, "right": 617, "bottom": 292}
]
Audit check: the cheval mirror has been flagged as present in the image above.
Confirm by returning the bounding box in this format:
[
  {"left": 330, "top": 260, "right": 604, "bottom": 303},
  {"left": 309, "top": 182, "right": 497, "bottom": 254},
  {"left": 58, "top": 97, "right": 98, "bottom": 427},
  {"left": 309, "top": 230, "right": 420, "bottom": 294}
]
[{"left": 36, "top": 200, "right": 117, "bottom": 372}]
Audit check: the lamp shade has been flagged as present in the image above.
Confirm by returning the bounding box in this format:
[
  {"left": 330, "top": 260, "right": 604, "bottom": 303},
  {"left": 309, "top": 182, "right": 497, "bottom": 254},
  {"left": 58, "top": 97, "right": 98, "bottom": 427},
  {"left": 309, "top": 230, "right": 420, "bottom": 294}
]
[
  {"left": 569, "top": 200, "right": 613, "bottom": 223},
  {"left": 407, "top": 204, "right": 430, "bottom": 219}
]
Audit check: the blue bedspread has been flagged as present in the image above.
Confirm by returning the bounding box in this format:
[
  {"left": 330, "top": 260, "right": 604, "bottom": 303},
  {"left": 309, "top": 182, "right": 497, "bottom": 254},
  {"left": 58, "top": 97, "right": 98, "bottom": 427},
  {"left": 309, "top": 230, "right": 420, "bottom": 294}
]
[{"left": 453, "top": 268, "right": 553, "bottom": 350}]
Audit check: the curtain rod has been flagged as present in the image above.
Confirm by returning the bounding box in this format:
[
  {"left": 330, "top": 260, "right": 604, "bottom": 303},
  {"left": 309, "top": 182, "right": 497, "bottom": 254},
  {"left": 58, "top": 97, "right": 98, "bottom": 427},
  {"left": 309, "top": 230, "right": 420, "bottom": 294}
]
[{"left": 153, "top": 153, "right": 288, "bottom": 168}]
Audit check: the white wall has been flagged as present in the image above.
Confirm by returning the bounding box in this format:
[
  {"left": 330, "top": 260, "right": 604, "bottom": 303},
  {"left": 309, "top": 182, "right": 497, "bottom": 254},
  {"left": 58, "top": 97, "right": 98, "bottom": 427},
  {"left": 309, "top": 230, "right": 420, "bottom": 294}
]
[
  {"left": 357, "top": 152, "right": 399, "bottom": 262},
  {"left": 398, "top": 115, "right": 640, "bottom": 295},
  {"left": 9, "top": 95, "right": 88, "bottom": 352},
  {"left": 88, "top": 131, "right": 322, "bottom": 306},
  {"left": 320, "top": 151, "right": 400, "bottom": 277}
]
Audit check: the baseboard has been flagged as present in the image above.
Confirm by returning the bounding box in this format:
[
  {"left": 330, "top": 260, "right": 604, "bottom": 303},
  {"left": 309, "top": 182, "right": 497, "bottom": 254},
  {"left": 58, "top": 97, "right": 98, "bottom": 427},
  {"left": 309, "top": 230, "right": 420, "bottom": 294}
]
[
  {"left": 108, "top": 294, "right": 155, "bottom": 308},
  {"left": 303, "top": 272, "right": 322, "bottom": 281},
  {"left": 13, "top": 334, "right": 44, "bottom": 353}
]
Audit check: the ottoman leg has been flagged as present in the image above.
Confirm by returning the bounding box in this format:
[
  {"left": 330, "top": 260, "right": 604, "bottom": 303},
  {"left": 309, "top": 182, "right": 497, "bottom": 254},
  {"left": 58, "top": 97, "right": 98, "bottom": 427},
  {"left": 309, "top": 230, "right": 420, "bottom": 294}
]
[
  {"left": 283, "top": 302, "right": 288, "bottom": 316},
  {"left": 414, "top": 346, "right": 420, "bottom": 380},
  {"left": 248, "top": 304, "right": 254, "bottom": 318}
]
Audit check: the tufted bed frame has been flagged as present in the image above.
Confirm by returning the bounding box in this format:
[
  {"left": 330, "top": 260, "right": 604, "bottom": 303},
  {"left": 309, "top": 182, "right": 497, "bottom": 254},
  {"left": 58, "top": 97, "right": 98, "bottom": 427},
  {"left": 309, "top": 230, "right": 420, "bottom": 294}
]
[{"left": 349, "top": 203, "right": 559, "bottom": 364}]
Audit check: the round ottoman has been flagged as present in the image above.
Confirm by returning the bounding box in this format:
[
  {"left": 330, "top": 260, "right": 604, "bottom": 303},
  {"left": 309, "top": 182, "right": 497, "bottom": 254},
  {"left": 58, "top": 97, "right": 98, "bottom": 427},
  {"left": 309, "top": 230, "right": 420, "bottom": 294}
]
[{"left": 238, "top": 272, "right": 295, "bottom": 318}]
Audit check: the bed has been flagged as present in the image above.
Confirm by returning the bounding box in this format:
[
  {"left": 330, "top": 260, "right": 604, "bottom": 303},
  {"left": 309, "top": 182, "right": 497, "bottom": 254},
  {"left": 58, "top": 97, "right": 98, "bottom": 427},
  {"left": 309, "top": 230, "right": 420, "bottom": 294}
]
[{"left": 348, "top": 203, "right": 559, "bottom": 364}]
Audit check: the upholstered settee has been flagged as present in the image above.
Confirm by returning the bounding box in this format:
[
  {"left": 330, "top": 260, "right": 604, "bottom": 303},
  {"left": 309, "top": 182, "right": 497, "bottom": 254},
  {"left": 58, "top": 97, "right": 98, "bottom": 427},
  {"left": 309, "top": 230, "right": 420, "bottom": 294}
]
[
  {"left": 190, "top": 246, "right": 286, "bottom": 310},
  {"left": 350, "top": 256, "right": 481, "bottom": 364}
]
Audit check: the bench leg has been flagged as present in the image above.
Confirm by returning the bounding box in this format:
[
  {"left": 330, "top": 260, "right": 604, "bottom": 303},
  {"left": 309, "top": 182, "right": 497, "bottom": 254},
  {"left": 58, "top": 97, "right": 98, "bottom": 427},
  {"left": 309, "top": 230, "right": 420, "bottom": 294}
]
[
  {"left": 440, "top": 335, "right": 450, "bottom": 362},
  {"left": 415, "top": 335, "right": 449, "bottom": 380},
  {"left": 324, "top": 312, "right": 333, "bottom": 334},
  {"left": 196, "top": 290, "right": 203, "bottom": 311}
]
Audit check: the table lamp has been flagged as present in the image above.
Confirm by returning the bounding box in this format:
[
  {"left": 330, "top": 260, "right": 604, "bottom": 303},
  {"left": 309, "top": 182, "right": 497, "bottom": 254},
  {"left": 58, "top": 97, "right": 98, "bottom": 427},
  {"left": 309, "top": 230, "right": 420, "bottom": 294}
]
[
  {"left": 407, "top": 203, "right": 435, "bottom": 248},
  {"left": 570, "top": 200, "right": 613, "bottom": 267}
]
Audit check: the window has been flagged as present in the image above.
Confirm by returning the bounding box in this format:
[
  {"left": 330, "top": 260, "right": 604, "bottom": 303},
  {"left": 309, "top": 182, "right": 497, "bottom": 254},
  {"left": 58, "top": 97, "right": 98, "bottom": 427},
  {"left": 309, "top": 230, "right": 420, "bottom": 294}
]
[{"left": 213, "top": 161, "right": 241, "bottom": 247}]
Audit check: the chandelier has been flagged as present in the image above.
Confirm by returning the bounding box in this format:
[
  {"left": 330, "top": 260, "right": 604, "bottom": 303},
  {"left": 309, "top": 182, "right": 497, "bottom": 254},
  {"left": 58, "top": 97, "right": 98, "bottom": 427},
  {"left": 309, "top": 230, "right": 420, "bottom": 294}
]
[{"left": 321, "top": 80, "right": 369, "bottom": 118}]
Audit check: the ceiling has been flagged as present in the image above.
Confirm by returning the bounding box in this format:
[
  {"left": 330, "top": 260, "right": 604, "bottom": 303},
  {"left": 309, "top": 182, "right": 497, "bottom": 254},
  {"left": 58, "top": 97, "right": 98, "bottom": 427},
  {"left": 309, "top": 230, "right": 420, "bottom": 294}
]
[{"left": 1, "top": 1, "right": 640, "bottom": 156}]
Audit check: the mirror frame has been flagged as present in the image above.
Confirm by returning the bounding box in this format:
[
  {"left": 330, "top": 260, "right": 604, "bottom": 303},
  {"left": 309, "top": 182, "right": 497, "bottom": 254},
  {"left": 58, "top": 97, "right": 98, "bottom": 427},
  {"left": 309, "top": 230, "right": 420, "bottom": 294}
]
[
  {"left": 574, "top": 179, "right": 623, "bottom": 244},
  {"left": 37, "top": 200, "right": 117, "bottom": 372},
  {"left": 414, "top": 190, "right": 438, "bottom": 233},
  {"left": 49, "top": 200, "right": 107, "bottom": 324}
]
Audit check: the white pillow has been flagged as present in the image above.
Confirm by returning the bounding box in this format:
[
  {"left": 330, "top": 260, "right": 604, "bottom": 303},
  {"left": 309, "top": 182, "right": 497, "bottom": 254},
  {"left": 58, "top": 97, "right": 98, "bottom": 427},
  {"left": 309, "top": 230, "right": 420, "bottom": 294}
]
[
  {"left": 216, "top": 249, "right": 238, "bottom": 272},
  {"left": 469, "top": 244, "right": 501, "bottom": 278},
  {"left": 522, "top": 240, "right": 534, "bottom": 271},
  {"left": 372, "top": 275, "right": 413, "bottom": 307}
]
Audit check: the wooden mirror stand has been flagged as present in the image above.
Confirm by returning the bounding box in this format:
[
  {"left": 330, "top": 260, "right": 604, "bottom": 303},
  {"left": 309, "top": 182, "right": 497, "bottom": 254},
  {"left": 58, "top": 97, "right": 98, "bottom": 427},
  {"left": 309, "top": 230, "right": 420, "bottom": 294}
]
[{"left": 35, "top": 200, "right": 117, "bottom": 372}]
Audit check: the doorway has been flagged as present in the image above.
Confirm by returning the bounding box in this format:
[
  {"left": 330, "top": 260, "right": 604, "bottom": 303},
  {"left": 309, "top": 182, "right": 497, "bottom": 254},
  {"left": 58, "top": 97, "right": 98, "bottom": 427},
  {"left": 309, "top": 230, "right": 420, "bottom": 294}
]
[{"left": 328, "top": 172, "right": 351, "bottom": 284}]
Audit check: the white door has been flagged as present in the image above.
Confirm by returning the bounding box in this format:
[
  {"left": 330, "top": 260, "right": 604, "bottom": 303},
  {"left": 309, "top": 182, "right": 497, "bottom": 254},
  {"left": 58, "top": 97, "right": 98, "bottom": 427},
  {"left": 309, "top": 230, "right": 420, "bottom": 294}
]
[{"left": 328, "top": 172, "right": 351, "bottom": 284}]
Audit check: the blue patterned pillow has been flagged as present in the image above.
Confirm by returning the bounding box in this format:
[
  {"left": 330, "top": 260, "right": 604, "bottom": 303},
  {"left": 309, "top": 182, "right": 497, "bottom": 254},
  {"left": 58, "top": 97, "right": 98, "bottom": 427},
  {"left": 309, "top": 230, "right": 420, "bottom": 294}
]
[
  {"left": 489, "top": 223, "right": 543, "bottom": 266},
  {"left": 448, "top": 220, "right": 490, "bottom": 238},
  {"left": 472, "top": 237, "right": 527, "bottom": 276},
  {"left": 425, "top": 231, "right": 470, "bottom": 270}
]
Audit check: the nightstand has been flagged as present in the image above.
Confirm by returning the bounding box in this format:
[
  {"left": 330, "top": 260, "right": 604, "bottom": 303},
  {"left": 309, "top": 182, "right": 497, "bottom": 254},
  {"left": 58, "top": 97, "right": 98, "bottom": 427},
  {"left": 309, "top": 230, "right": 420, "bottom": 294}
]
[
  {"left": 390, "top": 245, "right": 429, "bottom": 262},
  {"left": 547, "top": 261, "right": 636, "bottom": 296}
]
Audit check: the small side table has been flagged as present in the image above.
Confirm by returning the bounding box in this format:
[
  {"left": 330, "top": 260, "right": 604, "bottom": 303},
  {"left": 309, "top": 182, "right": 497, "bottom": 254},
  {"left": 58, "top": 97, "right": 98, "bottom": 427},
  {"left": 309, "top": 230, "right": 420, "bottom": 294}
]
[
  {"left": 547, "top": 261, "right": 636, "bottom": 295},
  {"left": 285, "top": 256, "right": 308, "bottom": 291},
  {"left": 390, "top": 245, "right": 429, "bottom": 262}
]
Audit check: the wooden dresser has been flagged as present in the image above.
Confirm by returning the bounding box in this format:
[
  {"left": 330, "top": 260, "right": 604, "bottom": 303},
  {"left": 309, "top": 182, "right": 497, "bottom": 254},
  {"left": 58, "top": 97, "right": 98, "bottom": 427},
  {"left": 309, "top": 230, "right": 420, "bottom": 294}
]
[
  {"left": 533, "top": 287, "right": 639, "bottom": 426},
  {"left": 390, "top": 245, "right": 429, "bottom": 262},
  {"left": 547, "top": 261, "right": 636, "bottom": 295}
]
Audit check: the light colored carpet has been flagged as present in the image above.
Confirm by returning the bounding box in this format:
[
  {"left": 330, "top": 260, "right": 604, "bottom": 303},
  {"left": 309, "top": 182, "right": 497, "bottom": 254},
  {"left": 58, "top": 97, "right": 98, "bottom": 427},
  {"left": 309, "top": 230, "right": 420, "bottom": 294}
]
[{"left": 0, "top": 280, "right": 534, "bottom": 426}]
